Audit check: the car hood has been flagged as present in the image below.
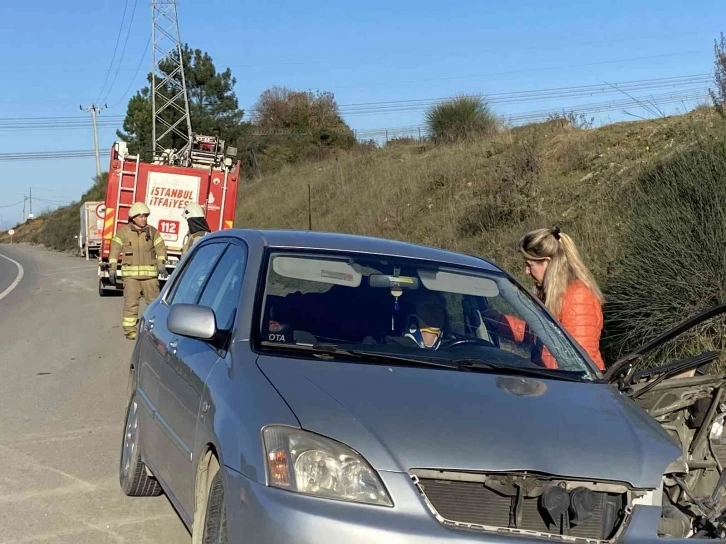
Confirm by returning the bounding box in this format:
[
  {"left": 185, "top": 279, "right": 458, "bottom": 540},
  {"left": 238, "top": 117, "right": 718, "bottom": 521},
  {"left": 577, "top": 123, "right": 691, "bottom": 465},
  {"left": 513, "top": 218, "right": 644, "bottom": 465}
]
[{"left": 257, "top": 356, "right": 681, "bottom": 489}]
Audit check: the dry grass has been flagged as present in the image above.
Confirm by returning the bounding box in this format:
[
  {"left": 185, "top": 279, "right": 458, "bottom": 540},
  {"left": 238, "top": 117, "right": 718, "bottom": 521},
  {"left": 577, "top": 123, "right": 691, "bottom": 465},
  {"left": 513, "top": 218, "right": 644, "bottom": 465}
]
[{"left": 235, "top": 108, "right": 720, "bottom": 287}]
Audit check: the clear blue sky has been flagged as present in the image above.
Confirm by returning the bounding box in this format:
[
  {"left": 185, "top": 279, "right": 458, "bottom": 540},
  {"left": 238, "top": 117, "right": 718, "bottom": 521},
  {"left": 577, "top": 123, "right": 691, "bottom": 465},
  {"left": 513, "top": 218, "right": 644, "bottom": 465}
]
[{"left": 0, "top": 0, "right": 722, "bottom": 228}]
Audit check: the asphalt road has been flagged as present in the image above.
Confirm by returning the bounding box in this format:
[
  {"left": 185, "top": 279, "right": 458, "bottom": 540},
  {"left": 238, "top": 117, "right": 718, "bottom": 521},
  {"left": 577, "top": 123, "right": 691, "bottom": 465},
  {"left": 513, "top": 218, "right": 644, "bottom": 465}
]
[{"left": 0, "top": 244, "right": 189, "bottom": 544}]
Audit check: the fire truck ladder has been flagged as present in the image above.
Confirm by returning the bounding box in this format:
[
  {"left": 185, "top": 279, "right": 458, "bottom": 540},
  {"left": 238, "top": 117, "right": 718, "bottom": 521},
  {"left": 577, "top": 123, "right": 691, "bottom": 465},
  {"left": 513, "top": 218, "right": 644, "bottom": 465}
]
[{"left": 114, "top": 154, "right": 141, "bottom": 233}]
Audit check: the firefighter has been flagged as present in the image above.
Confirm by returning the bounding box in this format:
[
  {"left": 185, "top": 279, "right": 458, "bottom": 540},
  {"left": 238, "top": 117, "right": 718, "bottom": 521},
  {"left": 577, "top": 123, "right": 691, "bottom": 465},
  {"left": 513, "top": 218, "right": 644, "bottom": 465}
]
[
  {"left": 108, "top": 202, "right": 168, "bottom": 340},
  {"left": 180, "top": 202, "right": 211, "bottom": 257}
]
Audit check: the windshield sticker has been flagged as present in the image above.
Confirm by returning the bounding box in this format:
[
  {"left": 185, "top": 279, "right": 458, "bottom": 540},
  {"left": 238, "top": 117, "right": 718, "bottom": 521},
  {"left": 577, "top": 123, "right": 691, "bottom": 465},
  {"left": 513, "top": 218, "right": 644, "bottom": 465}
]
[{"left": 321, "top": 270, "right": 355, "bottom": 282}]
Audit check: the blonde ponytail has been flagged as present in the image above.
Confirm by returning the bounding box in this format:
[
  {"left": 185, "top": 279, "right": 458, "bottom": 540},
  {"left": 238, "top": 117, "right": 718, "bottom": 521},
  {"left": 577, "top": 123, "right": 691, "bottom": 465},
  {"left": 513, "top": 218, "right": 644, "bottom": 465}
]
[{"left": 519, "top": 227, "right": 603, "bottom": 316}]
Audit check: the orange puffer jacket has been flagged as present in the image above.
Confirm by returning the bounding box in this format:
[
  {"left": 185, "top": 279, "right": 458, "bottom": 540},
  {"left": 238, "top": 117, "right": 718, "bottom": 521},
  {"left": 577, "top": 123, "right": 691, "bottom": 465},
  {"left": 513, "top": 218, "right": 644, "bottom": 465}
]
[
  {"left": 555, "top": 279, "right": 604, "bottom": 370},
  {"left": 494, "top": 279, "right": 605, "bottom": 371}
]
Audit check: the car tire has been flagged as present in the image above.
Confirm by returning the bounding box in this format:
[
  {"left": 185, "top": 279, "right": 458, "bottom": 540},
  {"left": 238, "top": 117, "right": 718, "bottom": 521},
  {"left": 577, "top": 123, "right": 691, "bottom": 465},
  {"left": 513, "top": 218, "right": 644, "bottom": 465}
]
[
  {"left": 201, "top": 465, "right": 228, "bottom": 544},
  {"left": 119, "top": 396, "right": 162, "bottom": 497}
]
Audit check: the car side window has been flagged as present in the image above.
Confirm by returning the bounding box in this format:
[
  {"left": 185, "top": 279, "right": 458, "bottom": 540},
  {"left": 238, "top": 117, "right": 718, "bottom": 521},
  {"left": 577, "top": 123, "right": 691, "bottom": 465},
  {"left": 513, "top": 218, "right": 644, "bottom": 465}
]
[
  {"left": 167, "top": 242, "right": 227, "bottom": 305},
  {"left": 197, "top": 243, "right": 247, "bottom": 330}
]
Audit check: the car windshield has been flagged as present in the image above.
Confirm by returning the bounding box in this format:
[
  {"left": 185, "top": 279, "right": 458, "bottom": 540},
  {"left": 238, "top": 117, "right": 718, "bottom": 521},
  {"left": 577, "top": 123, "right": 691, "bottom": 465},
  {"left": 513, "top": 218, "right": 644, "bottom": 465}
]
[{"left": 257, "top": 250, "right": 598, "bottom": 380}]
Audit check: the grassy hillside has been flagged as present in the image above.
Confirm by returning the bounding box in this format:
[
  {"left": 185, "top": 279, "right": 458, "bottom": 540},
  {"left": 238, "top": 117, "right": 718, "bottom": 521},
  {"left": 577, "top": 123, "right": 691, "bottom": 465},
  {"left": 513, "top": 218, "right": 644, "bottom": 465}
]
[
  {"left": 3, "top": 108, "right": 725, "bottom": 365},
  {"left": 232, "top": 107, "right": 726, "bottom": 364},
  {"left": 235, "top": 108, "right": 720, "bottom": 284}
]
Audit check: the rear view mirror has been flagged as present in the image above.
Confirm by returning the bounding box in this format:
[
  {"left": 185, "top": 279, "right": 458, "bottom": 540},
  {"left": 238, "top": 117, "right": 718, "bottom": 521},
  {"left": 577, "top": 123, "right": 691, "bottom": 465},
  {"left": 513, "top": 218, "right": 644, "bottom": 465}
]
[{"left": 167, "top": 304, "right": 217, "bottom": 340}]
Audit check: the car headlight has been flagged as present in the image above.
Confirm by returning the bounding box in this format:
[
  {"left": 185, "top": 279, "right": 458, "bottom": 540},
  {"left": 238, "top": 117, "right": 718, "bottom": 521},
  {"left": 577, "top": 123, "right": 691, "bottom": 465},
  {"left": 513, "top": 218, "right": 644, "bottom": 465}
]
[{"left": 262, "top": 426, "right": 393, "bottom": 506}]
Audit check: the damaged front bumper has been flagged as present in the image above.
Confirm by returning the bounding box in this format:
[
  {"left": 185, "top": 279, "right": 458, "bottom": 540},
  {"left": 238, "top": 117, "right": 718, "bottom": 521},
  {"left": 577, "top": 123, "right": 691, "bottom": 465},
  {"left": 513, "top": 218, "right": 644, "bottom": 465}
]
[{"left": 224, "top": 468, "right": 695, "bottom": 544}]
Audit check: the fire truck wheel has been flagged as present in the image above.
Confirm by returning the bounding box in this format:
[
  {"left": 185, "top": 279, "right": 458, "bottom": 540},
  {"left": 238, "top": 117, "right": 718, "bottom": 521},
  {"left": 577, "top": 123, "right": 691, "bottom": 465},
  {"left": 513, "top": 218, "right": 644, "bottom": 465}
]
[{"left": 99, "top": 278, "right": 109, "bottom": 297}]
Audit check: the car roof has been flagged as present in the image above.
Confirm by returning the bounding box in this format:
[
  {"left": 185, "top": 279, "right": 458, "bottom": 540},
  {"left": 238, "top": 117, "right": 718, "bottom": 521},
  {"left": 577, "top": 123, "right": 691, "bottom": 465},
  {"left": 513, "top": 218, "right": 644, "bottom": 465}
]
[{"left": 226, "top": 228, "right": 501, "bottom": 272}]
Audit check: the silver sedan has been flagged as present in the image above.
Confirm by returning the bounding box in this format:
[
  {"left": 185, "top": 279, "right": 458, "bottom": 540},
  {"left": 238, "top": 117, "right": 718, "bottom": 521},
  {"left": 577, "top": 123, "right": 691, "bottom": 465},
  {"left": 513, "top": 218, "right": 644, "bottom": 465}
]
[{"left": 119, "top": 229, "right": 696, "bottom": 543}]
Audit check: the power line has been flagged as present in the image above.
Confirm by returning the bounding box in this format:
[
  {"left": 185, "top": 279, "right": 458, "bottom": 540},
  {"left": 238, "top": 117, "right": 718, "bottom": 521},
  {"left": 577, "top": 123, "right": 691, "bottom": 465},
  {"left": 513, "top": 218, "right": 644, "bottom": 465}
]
[
  {"left": 325, "top": 51, "right": 706, "bottom": 91},
  {"left": 334, "top": 75, "right": 712, "bottom": 115},
  {"left": 100, "top": 0, "right": 140, "bottom": 104},
  {"left": 0, "top": 150, "right": 112, "bottom": 162},
  {"left": 0, "top": 115, "right": 125, "bottom": 122},
  {"left": 0, "top": 73, "right": 709, "bottom": 132},
  {"left": 94, "top": 0, "right": 132, "bottom": 104},
  {"left": 0, "top": 200, "right": 24, "bottom": 209},
  {"left": 33, "top": 197, "right": 73, "bottom": 206},
  {"left": 0, "top": 76, "right": 709, "bottom": 163},
  {"left": 109, "top": 36, "right": 152, "bottom": 109},
  {"left": 0, "top": 89, "right": 706, "bottom": 162},
  {"left": 0, "top": 72, "right": 709, "bottom": 126}
]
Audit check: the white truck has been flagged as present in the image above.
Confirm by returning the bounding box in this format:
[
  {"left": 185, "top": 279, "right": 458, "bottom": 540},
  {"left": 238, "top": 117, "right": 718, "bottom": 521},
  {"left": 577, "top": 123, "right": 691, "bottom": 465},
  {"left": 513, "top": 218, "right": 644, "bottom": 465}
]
[{"left": 79, "top": 201, "right": 104, "bottom": 260}]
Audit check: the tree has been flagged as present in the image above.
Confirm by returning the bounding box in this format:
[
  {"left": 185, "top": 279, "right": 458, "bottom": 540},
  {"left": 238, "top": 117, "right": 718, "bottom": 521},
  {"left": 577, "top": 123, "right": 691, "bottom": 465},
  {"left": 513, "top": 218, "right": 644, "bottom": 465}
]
[
  {"left": 425, "top": 95, "right": 499, "bottom": 143},
  {"left": 237, "top": 86, "right": 356, "bottom": 177},
  {"left": 709, "top": 32, "right": 726, "bottom": 119},
  {"left": 118, "top": 45, "right": 244, "bottom": 160},
  {"left": 252, "top": 86, "right": 350, "bottom": 131}
]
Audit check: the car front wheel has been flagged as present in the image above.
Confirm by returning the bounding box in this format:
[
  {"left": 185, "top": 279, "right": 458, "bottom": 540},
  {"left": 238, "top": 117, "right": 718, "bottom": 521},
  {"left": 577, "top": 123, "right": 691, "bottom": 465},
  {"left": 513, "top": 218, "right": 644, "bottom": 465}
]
[
  {"left": 202, "top": 465, "right": 228, "bottom": 543},
  {"left": 119, "top": 396, "right": 162, "bottom": 497}
]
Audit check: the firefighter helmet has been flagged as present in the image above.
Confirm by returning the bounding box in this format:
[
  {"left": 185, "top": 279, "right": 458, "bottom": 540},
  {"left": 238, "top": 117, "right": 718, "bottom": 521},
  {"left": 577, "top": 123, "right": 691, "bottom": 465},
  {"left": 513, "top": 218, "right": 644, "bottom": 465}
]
[
  {"left": 182, "top": 202, "right": 205, "bottom": 219},
  {"left": 129, "top": 202, "right": 150, "bottom": 218}
]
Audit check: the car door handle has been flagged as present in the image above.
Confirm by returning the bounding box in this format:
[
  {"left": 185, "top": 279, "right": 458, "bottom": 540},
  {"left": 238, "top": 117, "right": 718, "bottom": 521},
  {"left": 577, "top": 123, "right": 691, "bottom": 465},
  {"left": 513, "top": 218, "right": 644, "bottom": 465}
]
[
  {"left": 147, "top": 316, "right": 155, "bottom": 330},
  {"left": 169, "top": 339, "right": 178, "bottom": 355}
]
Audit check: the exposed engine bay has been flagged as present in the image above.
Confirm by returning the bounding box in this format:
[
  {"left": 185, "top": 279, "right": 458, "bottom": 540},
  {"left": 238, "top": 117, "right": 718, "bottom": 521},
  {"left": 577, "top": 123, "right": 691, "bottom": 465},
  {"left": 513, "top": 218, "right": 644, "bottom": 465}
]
[
  {"left": 606, "top": 304, "right": 726, "bottom": 539},
  {"left": 411, "top": 470, "right": 640, "bottom": 542}
]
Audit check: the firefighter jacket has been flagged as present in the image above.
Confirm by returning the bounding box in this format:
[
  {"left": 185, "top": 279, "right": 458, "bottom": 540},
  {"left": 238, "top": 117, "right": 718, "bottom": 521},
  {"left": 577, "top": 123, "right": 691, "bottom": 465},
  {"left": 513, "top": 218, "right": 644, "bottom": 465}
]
[
  {"left": 180, "top": 231, "right": 207, "bottom": 257},
  {"left": 109, "top": 224, "right": 167, "bottom": 278}
]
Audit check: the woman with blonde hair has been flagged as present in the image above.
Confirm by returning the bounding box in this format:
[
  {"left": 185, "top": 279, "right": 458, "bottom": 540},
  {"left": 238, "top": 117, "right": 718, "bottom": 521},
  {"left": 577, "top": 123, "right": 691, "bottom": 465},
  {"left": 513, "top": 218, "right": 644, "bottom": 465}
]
[{"left": 488, "top": 227, "right": 605, "bottom": 370}]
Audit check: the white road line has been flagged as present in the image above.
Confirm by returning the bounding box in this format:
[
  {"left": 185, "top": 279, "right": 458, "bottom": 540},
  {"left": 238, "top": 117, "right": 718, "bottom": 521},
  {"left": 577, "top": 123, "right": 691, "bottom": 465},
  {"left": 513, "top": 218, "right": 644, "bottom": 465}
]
[{"left": 0, "top": 252, "right": 24, "bottom": 302}]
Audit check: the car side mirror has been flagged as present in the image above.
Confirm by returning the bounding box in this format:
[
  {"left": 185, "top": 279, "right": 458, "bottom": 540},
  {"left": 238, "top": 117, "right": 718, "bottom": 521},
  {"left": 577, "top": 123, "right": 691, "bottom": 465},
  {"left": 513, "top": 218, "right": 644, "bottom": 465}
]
[{"left": 167, "top": 303, "right": 217, "bottom": 340}]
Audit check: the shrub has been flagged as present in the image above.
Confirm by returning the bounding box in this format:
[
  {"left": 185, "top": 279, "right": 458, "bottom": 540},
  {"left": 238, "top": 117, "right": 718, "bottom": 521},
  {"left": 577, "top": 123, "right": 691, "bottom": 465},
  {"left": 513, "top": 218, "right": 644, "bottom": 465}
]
[
  {"left": 709, "top": 32, "right": 726, "bottom": 119},
  {"left": 425, "top": 95, "right": 498, "bottom": 143},
  {"left": 546, "top": 111, "right": 595, "bottom": 130},
  {"left": 603, "top": 135, "right": 726, "bottom": 366}
]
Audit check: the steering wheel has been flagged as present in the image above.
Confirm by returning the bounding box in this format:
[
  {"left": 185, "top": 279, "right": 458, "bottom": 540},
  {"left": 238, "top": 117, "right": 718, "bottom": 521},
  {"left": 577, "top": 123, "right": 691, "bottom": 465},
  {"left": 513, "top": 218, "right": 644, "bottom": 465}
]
[{"left": 439, "top": 337, "right": 497, "bottom": 350}]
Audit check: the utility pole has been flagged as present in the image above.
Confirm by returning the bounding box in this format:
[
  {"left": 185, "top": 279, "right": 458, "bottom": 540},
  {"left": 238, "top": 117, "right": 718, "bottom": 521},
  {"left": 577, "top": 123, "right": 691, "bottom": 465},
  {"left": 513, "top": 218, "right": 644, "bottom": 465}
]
[
  {"left": 80, "top": 104, "right": 106, "bottom": 178},
  {"left": 29, "top": 188, "right": 32, "bottom": 218}
]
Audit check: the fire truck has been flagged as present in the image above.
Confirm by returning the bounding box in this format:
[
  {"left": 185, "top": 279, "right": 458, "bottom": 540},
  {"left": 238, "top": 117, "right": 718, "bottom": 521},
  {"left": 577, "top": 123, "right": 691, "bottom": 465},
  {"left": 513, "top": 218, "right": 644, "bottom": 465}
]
[{"left": 97, "top": 135, "right": 241, "bottom": 296}]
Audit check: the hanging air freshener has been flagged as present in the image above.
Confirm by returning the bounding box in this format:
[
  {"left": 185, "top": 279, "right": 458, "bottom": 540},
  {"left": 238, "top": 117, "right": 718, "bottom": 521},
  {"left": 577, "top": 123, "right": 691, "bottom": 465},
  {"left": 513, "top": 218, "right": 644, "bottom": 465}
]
[{"left": 391, "top": 284, "right": 403, "bottom": 330}]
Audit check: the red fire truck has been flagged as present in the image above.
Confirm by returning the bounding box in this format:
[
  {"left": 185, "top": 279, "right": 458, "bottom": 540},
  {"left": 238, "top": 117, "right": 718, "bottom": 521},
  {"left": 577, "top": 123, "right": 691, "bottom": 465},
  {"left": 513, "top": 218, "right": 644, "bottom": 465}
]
[{"left": 97, "top": 136, "right": 241, "bottom": 296}]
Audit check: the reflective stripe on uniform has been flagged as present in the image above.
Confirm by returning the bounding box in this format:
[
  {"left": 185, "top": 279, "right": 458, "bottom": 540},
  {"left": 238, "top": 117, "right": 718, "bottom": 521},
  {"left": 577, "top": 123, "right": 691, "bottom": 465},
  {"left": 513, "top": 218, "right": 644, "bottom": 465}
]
[
  {"left": 109, "top": 258, "right": 118, "bottom": 264},
  {"left": 122, "top": 317, "right": 138, "bottom": 326},
  {"left": 112, "top": 236, "right": 123, "bottom": 245},
  {"left": 153, "top": 236, "right": 164, "bottom": 246},
  {"left": 121, "top": 265, "right": 158, "bottom": 277},
  {"left": 157, "top": 256, "right": 165, "bottom": 261}
]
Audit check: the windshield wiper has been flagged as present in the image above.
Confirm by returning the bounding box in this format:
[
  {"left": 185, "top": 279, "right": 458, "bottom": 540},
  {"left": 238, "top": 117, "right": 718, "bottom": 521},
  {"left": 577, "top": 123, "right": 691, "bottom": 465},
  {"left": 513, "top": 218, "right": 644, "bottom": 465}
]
[
  {"left": 260, "top": 341, "right": 459, "bottom": 370},
  {"left": 451, "top": 358, "right": 592, "bottom": 383}
]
